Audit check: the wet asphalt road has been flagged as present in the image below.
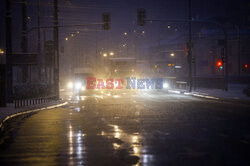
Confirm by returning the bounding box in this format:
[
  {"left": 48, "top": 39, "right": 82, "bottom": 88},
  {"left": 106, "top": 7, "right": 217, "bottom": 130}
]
[{"left": 0, "top": 91, "right": 250, "bottom": 166}]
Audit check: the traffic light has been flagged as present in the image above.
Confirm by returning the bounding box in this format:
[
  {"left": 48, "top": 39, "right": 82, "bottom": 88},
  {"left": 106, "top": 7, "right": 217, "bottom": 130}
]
[
  {"left": 154, "top": 64, "right": 159, "bottom": 72},
  {"left": 102, "top": 13, "right": 111, "bottom": 30},
  {"left": 217, "top": 61, "right": 222, "bottom": 67},
  {"left": 241, "top": 64, "right": 249, "bottom": 72},
  {"left": 137, "top": 8, "right": 146, "bottom": 26},
  {"left": 216, "top": 60, "right": 223, "bottom": 70}
]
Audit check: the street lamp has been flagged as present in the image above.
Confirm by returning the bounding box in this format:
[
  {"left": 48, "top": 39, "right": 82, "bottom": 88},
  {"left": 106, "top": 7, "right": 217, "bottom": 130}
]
[
  {"left": 109, "top": 51, "right": 114, "bottom": 56},
  {"left": 103, "top": 53, "right": 108, "bottom": 57},
  {"left": 0, "top": 48, "right": 4, "bottom": 54},
  {"left": 170, "top": 52, "right": 175, "bottom": 57},
  {"left": 0, "top": 48, "right": 4, "bottom": 64}
]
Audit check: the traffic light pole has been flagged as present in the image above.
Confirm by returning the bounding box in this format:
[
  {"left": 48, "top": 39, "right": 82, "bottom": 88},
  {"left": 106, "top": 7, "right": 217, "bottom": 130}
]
[
  {"left": 187, "top": 0, "right": 193, "bottom": 92},
  {"left": 37, "top": 0, "right": 41, "bottom": 81},
  {"left": 53, "top": 0, "right": 59, "bottom": 99},
  {"left": 5, "top": 0, "right": 13, "bottom": 103},
  {"left": 21, "top": 0, "right": 29, "bottom": 83},
  {"left": 222, "top": 28, "right": 228, "bottom": 91},
  {"left": 21, "top": 0, "right": 28, "bottom": 53}
]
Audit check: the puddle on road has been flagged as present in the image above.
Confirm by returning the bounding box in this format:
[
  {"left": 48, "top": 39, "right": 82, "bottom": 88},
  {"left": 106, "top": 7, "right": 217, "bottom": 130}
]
[
  {"left": 102, "top": 124, "right": 153, "bottom": 165},
  {"left": 67, "top": 123, "right": 85, "bottom": 166}
]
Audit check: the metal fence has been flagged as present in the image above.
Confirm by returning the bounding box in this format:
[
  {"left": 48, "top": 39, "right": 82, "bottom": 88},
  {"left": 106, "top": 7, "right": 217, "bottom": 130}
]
[{"left": 14, "top": 96, "right": 57, "bottom": 109}]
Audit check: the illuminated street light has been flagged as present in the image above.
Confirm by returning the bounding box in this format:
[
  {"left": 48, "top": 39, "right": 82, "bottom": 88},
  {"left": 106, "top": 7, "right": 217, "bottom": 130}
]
[
  {"left": 170, "top": 52, "right": 175, "bottom": 57},
  {"left": 65, "top": 37, "right": 68, "bottom": 41},
  {"left": 0, "top": 48, "right": 4, "bottom": 54},
  {"left": 71, "top": 34, "right": 74, "bottom": 37},
  {"left": 103, "top": 53, "right": 108, "bottom": 57},
  {"left": 77, "top": 31, "right": 80, "bottom": 34},
  {"left": 124, "top": 32, "right": 127, "bottom": 35},
  {"left": 109, "top": 51, "right": 114, "bottom": 56}
]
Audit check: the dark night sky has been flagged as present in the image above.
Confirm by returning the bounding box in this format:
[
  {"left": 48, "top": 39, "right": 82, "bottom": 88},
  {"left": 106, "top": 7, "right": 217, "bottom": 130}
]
[{"left": 0, "top": 0, "right": 249, "bottom": 62}]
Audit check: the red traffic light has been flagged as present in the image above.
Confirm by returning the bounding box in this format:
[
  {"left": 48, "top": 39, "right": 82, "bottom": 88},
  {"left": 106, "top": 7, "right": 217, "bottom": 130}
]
[{"left": 217, "top": 61, "right": 223, "bottom": 67}]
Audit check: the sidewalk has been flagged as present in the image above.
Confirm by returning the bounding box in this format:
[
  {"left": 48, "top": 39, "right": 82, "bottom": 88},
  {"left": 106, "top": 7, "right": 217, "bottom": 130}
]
[
  {"left": 0, "top": 100, "right": 67, "bottom": 127},
  {"left": 184, "top": 84, "right": 250, "bottom": 100}
]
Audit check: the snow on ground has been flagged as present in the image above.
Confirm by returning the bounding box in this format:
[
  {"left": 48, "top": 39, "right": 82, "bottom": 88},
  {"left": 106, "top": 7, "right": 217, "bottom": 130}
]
[{"left": 191, "top": 84, "right": 250, "bottom": 100}]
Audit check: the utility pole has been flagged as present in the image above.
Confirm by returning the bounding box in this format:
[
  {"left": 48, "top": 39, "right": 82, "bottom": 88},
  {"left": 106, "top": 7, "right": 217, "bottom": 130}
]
[
  {"left": 21, "top": 0, "right": 28, "bottom": 83},
  {"left": 95, "top": 27, "right": 98, "bottom": 73},
  {"left": 21, "top": 0, "right": 28, "bottom": 53},
  {"left": 187, "top": 0, "right": 193, "bottom": 92},
  {"left": 224, "top": 29, "right": 228, "bottom": 91},
  {"left": 37, "top": 0, "right": 41, "bottom": 80},
  {"left": 237, "top": 25, "right": 241, "bottom": 76},
  {"left": 37, "top": 0, "right": 41, "bottom": 54},
  {"left": 5, "top": 0, "right": 13, "bottom": 103},
  {"left": 53, "top": 0, "right": 59, "bottom": 99}
]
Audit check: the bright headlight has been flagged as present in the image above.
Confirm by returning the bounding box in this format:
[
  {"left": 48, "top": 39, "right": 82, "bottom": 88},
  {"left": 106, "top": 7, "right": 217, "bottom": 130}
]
[
  {"left": 75, "top": 82, "right": 82, "bottom": 90},
  {"left": 163, "top": 83, "right": 169, "bottom": 89},
  {"left": 67, "top": 82, "right": 73, "bottom": 89}
]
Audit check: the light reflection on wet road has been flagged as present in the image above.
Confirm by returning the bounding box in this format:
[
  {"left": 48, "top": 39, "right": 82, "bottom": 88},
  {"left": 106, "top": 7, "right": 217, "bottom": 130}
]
[{"left": 1, "top": 91, "right": 250, "bottom": 165}]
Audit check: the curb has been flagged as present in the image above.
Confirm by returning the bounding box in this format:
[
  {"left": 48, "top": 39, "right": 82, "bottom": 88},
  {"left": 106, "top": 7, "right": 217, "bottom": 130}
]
[
  {"left": 184, "top": 92, "right": 220, "bottom": 100},
  {"left": 167, "top": 89, "right": 220, "bottom": 100},
  {"left": 0, "top": 101, "right": 68, "bottom": 129}
]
